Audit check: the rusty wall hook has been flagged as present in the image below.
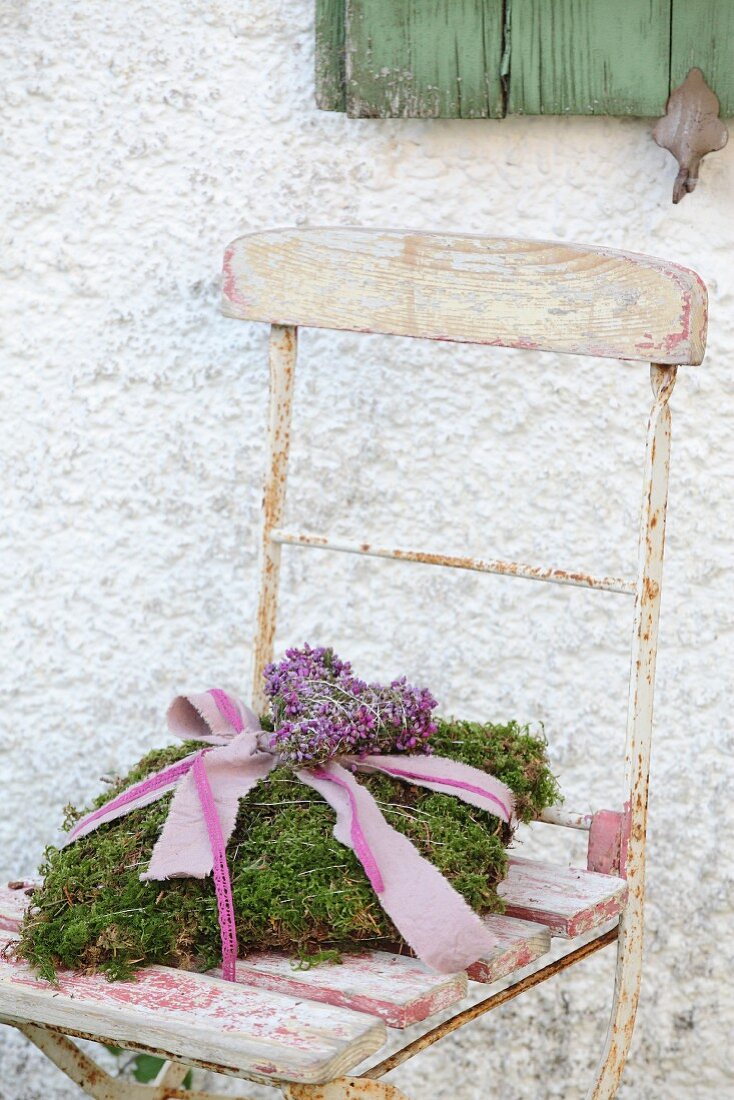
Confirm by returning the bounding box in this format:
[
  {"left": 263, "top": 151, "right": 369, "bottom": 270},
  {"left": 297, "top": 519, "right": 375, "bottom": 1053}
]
[{"left": 653, "top": 68, "right": 728, "bottom": 203}]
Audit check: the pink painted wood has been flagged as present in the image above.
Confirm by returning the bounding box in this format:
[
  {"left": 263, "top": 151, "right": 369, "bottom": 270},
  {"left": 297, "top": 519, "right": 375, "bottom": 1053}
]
[
  {"left": 587, "top": 811, "right": 624, "bottom": 876},
  {"left": 499, "top": 858, "right": 627, "bottom": 937},
  {"left": 222, "top": 913, "right": 552, "bottom": 1020},
  {"left": 467, "top": 915, "right": 551, "bottom": 984},
  {"left": 1, "top": 889, "right": 469, "bottom": 1031},
  {"left": 215, "top": 952, "right": 467, "bottom": 1029},
  {"left": 0, "top": 862, "right": 610, "bottom": 1026},
  {"left": 0, "top": 889, "right": 547, "bottom": 1027},
  {"left": 0, "top": 885, "right": 30, "bottom": 933},
  {"left": 0, "top": 935, "right": 386, "bottom": 1084}
]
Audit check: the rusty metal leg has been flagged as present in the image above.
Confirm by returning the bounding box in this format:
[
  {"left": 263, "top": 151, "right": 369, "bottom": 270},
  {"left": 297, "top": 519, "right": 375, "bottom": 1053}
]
[
  {"left": 15, "top": 1023, "right": 233, "bottom": 1099},
  {"left": 19, "top": 1024, "right": 127, "bottom": 1100},
  {"left": 587, "top": 365, "right": 676, "bottom": 1099},
  {"left": 151, "top": 1059, "right": 191, "bottom": 1094},
  {"left": 251, "top": 323, "right": 297, "bottom": 712},
  {"left": 283, "top": 1079, "right": 410, "bottom": 1100}
]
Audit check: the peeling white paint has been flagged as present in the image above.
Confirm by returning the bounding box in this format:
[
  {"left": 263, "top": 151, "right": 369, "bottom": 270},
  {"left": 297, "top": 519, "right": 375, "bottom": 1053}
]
[{"left": 1, "top": 2, "right": 733, "bottom": 1098}]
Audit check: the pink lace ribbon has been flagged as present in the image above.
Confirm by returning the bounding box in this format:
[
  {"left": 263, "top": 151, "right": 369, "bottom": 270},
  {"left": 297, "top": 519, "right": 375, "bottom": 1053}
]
[
  {"left": 192, "top": 754, "right": 238, "bottom": 981},
  {"left": 66, "top": 690, "right": 516, "bottom": 977}
]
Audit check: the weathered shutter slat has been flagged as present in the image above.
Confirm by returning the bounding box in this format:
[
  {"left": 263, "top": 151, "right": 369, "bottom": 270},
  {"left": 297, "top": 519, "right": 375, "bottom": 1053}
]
[
  {"left": 507, "top": 0, "right": 672, "bottom": 117},
  {"left": 345, "top": 1, "right": 505, "bottom": 119},
  {"left": 319, "top": 0, "right": 732, "bottom": 121},
  {"left": 316, "top": 0, "right": 347, "bottom": 112},
  {"left": 671, "top": 0, "right": 734, "bottom": 116}
]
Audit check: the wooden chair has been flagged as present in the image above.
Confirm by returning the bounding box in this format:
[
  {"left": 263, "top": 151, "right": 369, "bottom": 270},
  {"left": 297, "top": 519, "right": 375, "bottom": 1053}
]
[{"left": 0, "top": 230, "right": 707, "bottom": 1099}]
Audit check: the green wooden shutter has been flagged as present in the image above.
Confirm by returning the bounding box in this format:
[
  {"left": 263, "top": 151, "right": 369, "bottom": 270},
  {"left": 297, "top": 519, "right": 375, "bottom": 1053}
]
[
  {"left": 346, "top": 1, "right": 505, "bottom": 119},
  {"left": 507, "top": 0, "right": 671, "bottom": 116},
  {"left": 670, "top": 0, "right": 734, "bottom": 115},
  {"left": 316, "top": 0, "right": 347, "bottom": 112},
  {"left": 316, "top": 0, "right": 733, "bottom": 118}
]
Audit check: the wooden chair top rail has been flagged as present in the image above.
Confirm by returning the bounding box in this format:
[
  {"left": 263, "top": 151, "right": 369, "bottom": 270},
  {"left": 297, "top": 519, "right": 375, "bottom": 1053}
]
[{"left": 221, "top": 228, "right": 707, "bottom": 365}]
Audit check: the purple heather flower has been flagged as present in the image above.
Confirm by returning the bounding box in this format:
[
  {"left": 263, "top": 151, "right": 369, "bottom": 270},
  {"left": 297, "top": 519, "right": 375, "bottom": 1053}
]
[{"left": 263, "top": 644, "right": 438, "bottom": 766}]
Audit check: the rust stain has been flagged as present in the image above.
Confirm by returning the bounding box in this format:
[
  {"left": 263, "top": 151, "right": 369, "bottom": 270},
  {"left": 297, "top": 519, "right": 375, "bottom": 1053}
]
[
  {"left": 275, "top": 534, "right": 634, "bottom": 595},
  {"left": 643, "top": 577, "right": 660, "bottom": 601},
  {"left": 24, "top": 1023, "right": 229, "bottom": 1089},
  {"left": 286, "top": 1079, "right": 408, "bottom": 1099}
]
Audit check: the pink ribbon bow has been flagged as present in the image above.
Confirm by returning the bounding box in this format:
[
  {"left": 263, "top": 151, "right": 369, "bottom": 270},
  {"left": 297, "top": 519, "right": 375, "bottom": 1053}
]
[{"left": 66, "top": 689, "right": 515, "bottom": 978}]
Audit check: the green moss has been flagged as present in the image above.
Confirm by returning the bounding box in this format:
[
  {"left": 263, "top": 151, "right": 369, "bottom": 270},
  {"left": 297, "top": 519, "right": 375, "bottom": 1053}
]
[{"left": 18, "top": 718, "right": 559, "bottom": 981}]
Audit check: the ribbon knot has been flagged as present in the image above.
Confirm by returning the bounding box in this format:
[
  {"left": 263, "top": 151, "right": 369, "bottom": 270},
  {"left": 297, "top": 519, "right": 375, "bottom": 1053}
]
[{"left": 66, "top": 690, "right": 515, "bottom": 978}]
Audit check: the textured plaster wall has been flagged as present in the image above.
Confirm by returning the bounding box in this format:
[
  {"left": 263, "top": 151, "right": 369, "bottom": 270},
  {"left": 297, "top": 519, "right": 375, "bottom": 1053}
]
[{"left": 1, "top": 3, "right": 733, "bottom": 1098}]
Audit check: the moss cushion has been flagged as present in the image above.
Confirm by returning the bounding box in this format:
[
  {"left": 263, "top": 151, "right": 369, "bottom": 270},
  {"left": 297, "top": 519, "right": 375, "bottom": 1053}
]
[{"left": 18, "top": 717, "right": 559, "bottom": 981}]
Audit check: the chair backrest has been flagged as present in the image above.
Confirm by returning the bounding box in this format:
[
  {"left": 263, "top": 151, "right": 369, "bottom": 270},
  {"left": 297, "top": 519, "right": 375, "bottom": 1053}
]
[
  {"left": 221, "top": 225, "right": 706, "bottom": 925},
  {"left": 222, "top": 228, "right": 707, "bottom": 365}
]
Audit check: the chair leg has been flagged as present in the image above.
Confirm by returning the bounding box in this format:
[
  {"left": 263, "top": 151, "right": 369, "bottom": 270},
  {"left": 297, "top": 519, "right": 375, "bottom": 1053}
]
[
  {"left": 15, "top": 1022, "right": 227, "bottom": 1099},
  {"left": 587, "top": 367, "right": 676, "bottom": 1099},
  {"left": 19, "top": 1024, "right": 129, "bottom": 1100},
  {"left": 585, "top": 905, "right": 643, "bottom": 1100},
  {"left": 151, "top": 1059, "right": 192, "bottom": 1094},
  {"left": 282, "top": 1078, "right": 410, "bottom": 1100}
]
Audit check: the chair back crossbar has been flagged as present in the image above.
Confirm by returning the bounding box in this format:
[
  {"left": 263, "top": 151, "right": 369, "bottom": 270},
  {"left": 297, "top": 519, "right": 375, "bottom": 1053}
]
[{"left": 222, "top": 228, "right": 707, "bottom": 1100}]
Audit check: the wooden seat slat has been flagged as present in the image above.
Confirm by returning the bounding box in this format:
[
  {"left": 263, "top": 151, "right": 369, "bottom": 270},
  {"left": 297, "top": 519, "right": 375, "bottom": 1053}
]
[
  {"left": 216, "top": 951, "right": 467, "bottom": 1029},
  {"left": 1, "top": 887, "right": 468, "bottom": 1030},
  {"left": 218, "top": 912, "right": 554, "bottom": 1012},
  {"left": 0, "top": 888, "right": 542, "bottom": 1027},
  {"left": 0, "top": 934, "right": 386, "bottom": 1085},
  {"left": 500, "top": 858, "right": 627, "bottom": 937},
  {"left": 469, "top": 914, "right": 551, "bottom": 984}
]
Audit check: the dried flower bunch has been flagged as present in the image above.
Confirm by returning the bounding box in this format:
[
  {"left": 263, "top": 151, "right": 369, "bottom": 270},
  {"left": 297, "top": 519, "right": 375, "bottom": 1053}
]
[{"left": 264, "top": 645, "right": 438, "bottom": 764}]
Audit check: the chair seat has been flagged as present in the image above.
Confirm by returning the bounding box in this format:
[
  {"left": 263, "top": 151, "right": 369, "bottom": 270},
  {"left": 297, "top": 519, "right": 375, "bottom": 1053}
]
[
  {"left": 0, "top": 859, "right": 626, "bottom": 1086},
  {"left": 0, "top": 929, "right": 386, "bottom": 1085}
]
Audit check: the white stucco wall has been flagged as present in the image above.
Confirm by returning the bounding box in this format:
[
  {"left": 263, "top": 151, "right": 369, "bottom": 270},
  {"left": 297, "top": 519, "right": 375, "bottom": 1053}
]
[{"left": 1, "top": 3, "right": 733, "bottom": 1098}]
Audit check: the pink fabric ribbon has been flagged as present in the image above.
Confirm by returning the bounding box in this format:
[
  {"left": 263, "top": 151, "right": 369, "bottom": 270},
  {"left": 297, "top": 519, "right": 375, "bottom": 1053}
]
[{"left": 66, "top": 690, "right": 515, "bottom": 978}]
